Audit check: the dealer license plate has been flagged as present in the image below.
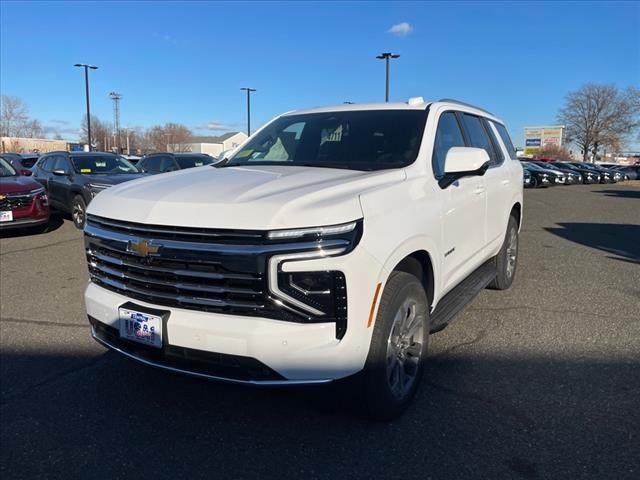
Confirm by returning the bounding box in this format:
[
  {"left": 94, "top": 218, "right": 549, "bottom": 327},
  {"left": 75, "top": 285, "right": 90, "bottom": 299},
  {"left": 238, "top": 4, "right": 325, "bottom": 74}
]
[
  {"left": 119, "top": 307, "right": 163, "bottom": 348},
  {"left": 0, "top": 211, "right": 13, "bottom": 222}
]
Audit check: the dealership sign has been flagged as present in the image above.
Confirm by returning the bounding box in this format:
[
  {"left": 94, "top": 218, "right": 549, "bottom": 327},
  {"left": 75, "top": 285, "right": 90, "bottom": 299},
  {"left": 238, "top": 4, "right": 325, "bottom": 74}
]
[{"left": 524, "top": 126, "right": 565, "bottom": 156}]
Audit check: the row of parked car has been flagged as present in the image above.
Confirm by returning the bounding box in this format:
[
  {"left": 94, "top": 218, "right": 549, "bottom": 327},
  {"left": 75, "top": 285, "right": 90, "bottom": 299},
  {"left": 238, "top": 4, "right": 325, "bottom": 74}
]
[
  {"left": 2, "top": 149, "right": 638, "bottom": 234},
  {"left": 0, "top": 151, "right": 216, "bottom": 232},
  {"left": 521, "top": 159, "right": 639, "bottom": 188}
]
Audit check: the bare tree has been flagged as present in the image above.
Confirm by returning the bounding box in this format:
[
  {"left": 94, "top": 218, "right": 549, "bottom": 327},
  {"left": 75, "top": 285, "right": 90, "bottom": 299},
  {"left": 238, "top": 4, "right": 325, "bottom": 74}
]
[
  {"left": 536, "top": 144, "right": 573, "bottom": 161},
  {"left": 1, "top": 95, "right": 30, "bottom": 137},
  {"left": 140, "top": 123, "right": 192, "bottom": 153},
  {"left": 163, "top": 123, "right": 192, "bottom": 152},
  {"left": 558, "top": 84, "right": 640, "bottom": 161},
  {"left": 80, "top": 115, "right": 112, "bottom": 151}
]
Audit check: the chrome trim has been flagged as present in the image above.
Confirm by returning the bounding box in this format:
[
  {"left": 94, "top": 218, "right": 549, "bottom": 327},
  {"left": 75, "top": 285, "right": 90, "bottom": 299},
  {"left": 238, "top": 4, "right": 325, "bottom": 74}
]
[
  {"left": 268, "top": 248, "right": 347, "bottom": 316},
  {"left": 91, "top": 327, "right": 333, "bottom": 386}
]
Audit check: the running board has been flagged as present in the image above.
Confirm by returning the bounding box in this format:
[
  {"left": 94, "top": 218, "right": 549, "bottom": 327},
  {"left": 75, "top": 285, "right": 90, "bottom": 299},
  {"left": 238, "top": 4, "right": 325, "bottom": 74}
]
[{"left": 429, "top": 259, "right": 497, "bottom": 333}]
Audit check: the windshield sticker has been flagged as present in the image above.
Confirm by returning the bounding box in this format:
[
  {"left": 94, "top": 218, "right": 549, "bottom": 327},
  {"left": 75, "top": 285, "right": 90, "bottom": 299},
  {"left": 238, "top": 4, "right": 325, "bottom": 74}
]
[
  {"left": 80, "top": 168, "right": 92, "bottom": 173},
  {"left": 95, "top": 162, "right": 106, "bottom": 167},
  {"left": 195, "top": 162, "right": 203, "bottom": 166}
]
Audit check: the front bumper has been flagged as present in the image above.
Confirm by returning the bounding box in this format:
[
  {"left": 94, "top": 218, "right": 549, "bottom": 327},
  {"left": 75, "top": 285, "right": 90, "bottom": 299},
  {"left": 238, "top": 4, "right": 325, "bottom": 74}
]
[{"left": 84, "top": 241, "right": 383, "bottom": 384}]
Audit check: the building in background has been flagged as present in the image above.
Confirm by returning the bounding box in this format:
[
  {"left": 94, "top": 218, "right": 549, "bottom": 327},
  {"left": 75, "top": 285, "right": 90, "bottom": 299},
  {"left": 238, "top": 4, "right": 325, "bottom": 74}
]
[
  {"left": 523, "top": 126, "right": 565, "bottom": 157},
  {"left": 0, "top": 136, "right": 79, "bottom": 153},
  {"left": 172, "top": 132, "right": 248, "bottom": 157}
]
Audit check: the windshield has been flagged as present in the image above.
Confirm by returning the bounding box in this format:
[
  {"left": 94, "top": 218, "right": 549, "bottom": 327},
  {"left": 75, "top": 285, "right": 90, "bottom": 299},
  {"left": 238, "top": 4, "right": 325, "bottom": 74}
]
[
  {"left": 176, "top": 155, "right": 213, "bottom": 169},
  {"left": 221, "top": 110, "right": 428, "bottom": 171},
  {"left": 71, "top": 155, "right": 139, "bottom": 174},
  {"left": 523, "top": 162, "right": 552, "bottom": 172},
  {"left": 0, "top": 157, "right": 18, "bottom": 177}
]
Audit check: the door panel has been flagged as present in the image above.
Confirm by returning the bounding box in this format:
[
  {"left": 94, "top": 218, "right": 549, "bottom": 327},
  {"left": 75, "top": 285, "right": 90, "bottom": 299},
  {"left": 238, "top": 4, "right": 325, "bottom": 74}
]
[
  {"left": 48, "top": 155, "right": 73, "bottom": 210},
  {"left": 442, "top": 175, "right": 487, "bottom": 291}
]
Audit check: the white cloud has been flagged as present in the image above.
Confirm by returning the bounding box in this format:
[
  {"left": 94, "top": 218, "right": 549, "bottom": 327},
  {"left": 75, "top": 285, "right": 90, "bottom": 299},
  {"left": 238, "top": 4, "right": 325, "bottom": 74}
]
[
  {"left": 194, "top": 121, "right": 235, "bottom": 132},
  {"left": 388, "top": 22, "right": 413, "bottom": 37}
]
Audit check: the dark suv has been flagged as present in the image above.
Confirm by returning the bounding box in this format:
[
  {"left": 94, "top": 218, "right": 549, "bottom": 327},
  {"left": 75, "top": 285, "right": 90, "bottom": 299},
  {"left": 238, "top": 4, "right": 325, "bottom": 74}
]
[
  {"left": 138, "top": 153, "right": 215, "bottom": 174},
  {"left": 31, "top": 151, "right": 145, "bottom": 228}
]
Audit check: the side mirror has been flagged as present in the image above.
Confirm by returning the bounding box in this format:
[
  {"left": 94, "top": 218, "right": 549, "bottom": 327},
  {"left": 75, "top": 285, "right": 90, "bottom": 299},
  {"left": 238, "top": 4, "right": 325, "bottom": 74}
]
[
  {"left": 439, "top": 147, "right": 490, "bottom": 189},
  {"left": 52, "top": 169, "right": 69, "bottom": 176}
]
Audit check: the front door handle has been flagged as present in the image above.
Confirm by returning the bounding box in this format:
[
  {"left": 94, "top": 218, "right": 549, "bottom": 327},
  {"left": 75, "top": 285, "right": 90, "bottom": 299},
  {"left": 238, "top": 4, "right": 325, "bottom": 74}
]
[
  {"left": 502, "top": 180, "right": 511, "bottom": 186},
  {"left": 474, "top": 186, "right": 486, "bottom": 195}
]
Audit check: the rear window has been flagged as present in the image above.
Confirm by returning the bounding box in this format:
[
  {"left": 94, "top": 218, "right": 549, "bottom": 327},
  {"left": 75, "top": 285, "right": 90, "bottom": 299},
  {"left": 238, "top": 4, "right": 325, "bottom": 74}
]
[
  {"left": 21, "top": 157, "right": 38, "bottom": 168},
  {"left": 176, "top": 155, "right": 213, "bottom": 169}
]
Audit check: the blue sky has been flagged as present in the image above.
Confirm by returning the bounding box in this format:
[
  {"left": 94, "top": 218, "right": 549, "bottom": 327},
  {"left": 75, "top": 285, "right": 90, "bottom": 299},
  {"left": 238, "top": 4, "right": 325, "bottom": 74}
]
[{"left": 1, "top": 1, "right": 639, "bottom": 147}]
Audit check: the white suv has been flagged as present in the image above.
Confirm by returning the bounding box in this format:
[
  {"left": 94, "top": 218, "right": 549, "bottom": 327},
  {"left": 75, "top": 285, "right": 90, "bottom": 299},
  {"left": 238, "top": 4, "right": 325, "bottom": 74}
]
[{"left": 84, "top": 98, "right": 523, "bottom": 419}]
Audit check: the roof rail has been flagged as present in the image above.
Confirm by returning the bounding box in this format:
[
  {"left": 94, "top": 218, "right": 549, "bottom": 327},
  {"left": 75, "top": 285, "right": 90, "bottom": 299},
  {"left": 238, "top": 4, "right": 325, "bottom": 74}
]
[{"left": 437, "top": 98, "right": 494, "bottom": 116}]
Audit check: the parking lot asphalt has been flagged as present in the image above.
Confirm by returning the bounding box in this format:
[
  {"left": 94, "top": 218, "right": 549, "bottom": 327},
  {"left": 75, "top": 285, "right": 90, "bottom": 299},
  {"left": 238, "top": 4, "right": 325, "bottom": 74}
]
[{"left": 1, "top": 182, "right": 639, "bottom": 480}]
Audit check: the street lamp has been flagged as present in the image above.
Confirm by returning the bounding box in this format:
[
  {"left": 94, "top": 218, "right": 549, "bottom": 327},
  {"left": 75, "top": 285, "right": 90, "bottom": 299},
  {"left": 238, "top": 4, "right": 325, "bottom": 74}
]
[
  {"left": 74, "top": 63, "right": 98, "bottom": 150},
  {"left": 240, "top": 87, "right": 256, "bottom": 136},
  {"left": 375, "top": 53, "right": 400, "bottom": 102}
]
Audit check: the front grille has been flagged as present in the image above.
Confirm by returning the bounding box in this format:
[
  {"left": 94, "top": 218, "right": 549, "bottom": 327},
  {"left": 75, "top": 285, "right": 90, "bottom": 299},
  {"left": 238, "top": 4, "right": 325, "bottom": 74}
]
[
  {"left": 84, "top": 214, "right": 350, "bottom": 323},
  {"left": 0, "top": 192, "right": 35, "bottom": 210}
]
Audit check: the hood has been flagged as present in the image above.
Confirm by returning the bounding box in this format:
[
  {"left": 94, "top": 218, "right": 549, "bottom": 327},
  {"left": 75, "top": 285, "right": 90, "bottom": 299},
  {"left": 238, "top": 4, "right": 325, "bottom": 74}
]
[
  {"left": 79, "top": 173, "right": 148, "bottom": 186},
  {"left": 0, "top": 175, "right": 43, "bottom": 194},
  {"left": 88, "top": 165, "right": 406, "bottom": 230}
]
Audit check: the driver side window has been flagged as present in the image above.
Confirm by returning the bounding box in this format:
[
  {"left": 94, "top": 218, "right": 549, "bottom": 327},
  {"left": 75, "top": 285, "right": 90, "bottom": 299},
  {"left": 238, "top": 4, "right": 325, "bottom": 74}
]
[
  {"left": 432, "top": 112, "right": 465, "bottom": 178},
  {"left": 51, "top": 155, "right": 70, "bottom": 173}
]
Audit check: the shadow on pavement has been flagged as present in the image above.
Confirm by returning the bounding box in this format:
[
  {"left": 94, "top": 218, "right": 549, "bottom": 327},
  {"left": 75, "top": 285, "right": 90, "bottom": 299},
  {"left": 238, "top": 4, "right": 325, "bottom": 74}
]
[
  {"left": 1, "top": 350, "right": 638, "bottom": 480},
  {"left": 595, "top": 189, "right": 640, "bottom": 199},
  {"left": 545, "top": 222, "right": 640, "bottom": 263}
]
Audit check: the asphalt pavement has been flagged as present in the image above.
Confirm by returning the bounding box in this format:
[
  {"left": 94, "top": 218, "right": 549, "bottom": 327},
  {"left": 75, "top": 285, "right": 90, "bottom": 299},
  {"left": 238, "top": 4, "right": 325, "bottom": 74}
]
[{"left": 1, "top": 182, "right": 639, "bottom": 480}]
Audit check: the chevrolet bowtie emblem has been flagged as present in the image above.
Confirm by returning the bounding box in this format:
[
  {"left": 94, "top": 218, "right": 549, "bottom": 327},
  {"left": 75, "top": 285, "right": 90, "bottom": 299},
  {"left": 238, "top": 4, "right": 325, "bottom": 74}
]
[{"left": 126, "top": 239, "right": 160, "bottom": 257}]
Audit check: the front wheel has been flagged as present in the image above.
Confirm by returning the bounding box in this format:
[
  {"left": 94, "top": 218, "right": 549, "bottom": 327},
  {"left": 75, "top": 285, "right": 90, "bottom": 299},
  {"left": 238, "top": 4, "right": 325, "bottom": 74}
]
[
  {"left": 71, "top": 195, "right": 87, "bottom": 229},
  {"left": 489, "top": 215, "right": 519, "bottom": 290},
  {"left": 357, "top": 271, "right": 429, "bottom": 421}
]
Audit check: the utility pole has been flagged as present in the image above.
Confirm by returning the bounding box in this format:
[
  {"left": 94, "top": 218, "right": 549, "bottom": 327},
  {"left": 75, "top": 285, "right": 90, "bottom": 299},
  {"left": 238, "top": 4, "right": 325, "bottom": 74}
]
[
  {"left": 375, "top": 53, "right": 400, "bottom": 102},
  {"left": 74, "top": 63, "right": 98, "bottom": 150},
  {"left": 240, "top": 87, "right": 256, "bottom": 136},
  {"left": 109, "top": 92, "right": 122, "bottom": 153}
]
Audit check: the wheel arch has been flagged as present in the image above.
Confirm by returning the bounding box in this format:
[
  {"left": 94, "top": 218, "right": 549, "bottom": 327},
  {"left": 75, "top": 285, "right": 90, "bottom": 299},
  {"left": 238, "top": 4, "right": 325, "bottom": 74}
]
[{"left": 510, "top": 201, "right": 522, "bottom": 231}]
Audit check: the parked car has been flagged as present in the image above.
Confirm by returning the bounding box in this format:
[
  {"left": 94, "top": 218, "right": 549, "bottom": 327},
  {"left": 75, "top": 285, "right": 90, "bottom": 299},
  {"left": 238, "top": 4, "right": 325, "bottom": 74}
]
[
  {"left": 522, "top": 161, "right": 563, "bottom": 185},
  {"left": 529, "top": 160, "right": 580, "bottom": 184},
  {"left": 137, "top": 153, "right": 215, "bottom": 174},
  {"left": 549, "top": 162, "right": 599, "bottom": 184},
  {"left": 611, "top": 165, "right": 639, "bottom": 180},
  {"left": 523, "top": 169, "right": 533, "bottom": 188},
  {"left": 522, "top": 166, "right": 552, "bottom": 188},
  {"left": 569, "top": 162, "right": 615, "bottom": 183},
  {"left": 0, "top": 156, "right": 50, "bottom": 232},
  {"left": 1, "top": 153, "right": 39, "bottom": 176},
  {"left": 31, "top": 151, "right": 145, "bottom": 229},
  {"left": 83, "top": 98, "right": 524, "bottom": 419}
]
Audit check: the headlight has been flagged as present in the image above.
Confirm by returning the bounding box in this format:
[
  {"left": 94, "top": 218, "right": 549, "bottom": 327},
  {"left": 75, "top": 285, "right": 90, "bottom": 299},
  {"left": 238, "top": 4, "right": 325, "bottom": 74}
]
[
  {"left": 88, "top": 183, "right": 111, "bottom": 198},
  {"left": 267, "top": 221, "right": 357, "bottom": 240},
  {"left": 266, "top": 220, "right": 362, "bottom": 339}
]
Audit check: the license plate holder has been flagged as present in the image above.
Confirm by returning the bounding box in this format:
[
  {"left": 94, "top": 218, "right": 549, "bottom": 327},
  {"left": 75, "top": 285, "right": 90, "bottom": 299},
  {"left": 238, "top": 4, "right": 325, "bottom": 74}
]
[{"left": 118, "top": 303, "right": 169, "bottom": 349}]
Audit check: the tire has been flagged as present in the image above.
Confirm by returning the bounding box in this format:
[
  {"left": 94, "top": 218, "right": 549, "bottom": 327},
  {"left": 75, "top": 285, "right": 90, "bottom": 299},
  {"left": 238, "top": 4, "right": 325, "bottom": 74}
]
[
  {"left": 489, "top": 215, "right": 519, "bottom": 290},
  {"left": 530, "top": 176, "right": 538, "bottom": 188},
  {"left": 71, "top": 195, "right": 87, "bottom": 229},
  {"left": 357, "top": 271, "right": 430, "bottom": 421}
]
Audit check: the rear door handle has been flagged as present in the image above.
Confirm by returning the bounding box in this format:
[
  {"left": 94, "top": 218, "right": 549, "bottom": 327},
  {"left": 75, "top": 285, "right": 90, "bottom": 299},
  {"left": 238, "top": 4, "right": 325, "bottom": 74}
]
[
  {"left": 474, "top": 187, "right": 486, "bottom": 195},
  {"left": 501, "top": 180, "right": 511, "bottom": 186}
]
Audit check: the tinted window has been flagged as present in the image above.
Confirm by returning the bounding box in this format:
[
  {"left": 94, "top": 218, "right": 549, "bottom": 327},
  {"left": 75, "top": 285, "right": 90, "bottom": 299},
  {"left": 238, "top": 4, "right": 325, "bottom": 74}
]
[
  {"left": 224, "top": 110, "right": 427, "bottom": 171},
  {"left": 461, "top": 114, "right": 496, "bottom": 164},
  {"left": 432, "top": 112, "right": 465, "bottom": 178},
  {"left": 175, "top": 155, "right": 213, "bottom": 169},
  {"left": 493, "top": 123, "right": 517, "bottom": 160},
  {"left": 482, "top": 119, "right": 504, "bottom": 166},
  {"left": 0, "top": 157, "right": 17, "bottom": 177},
  {"left": 38, "top": 155, "right": 52, "bottom": 171},
  {"left": 21, "top": 156, "right": 39, "bottom": 168},
  {"left": 51, "top": 155, "right": 71, "bottom": 172},
  {"left": 142, "top": 155, "right": 171, "bottom": 173}
]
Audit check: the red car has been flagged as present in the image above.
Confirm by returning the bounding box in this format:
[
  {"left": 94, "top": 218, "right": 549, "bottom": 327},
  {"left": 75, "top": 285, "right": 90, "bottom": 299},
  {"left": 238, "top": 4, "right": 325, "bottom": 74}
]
[{"left": 0, "top": 156, "right": 50, "bottom": 232}]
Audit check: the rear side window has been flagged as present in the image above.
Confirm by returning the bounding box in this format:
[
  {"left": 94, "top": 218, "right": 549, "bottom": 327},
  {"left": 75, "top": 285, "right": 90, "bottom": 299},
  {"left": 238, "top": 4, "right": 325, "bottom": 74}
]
[
  {"left": 461, "top": 114, "right": 497, "bottom": 166},
  {"left": 141, "top": 156, "right": 165, "bottom": 173},
  {"left": 493, "top": 122, "right": 517, "bottom": 160},
  {"left": 432, "top": 112, "right": 466, "bottom": 178}
]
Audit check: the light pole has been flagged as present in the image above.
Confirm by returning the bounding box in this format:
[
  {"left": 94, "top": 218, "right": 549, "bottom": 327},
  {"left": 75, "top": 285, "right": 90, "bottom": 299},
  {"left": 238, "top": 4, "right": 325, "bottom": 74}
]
[
  {"left": 240, "top": 87, "right": 256, "bottom": 136},
  {"left": 375, "top": 53, "right": 400, "bottom": 102},
  {"left": 74, "top": 63, "right": 98, "bottom": 150}
]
